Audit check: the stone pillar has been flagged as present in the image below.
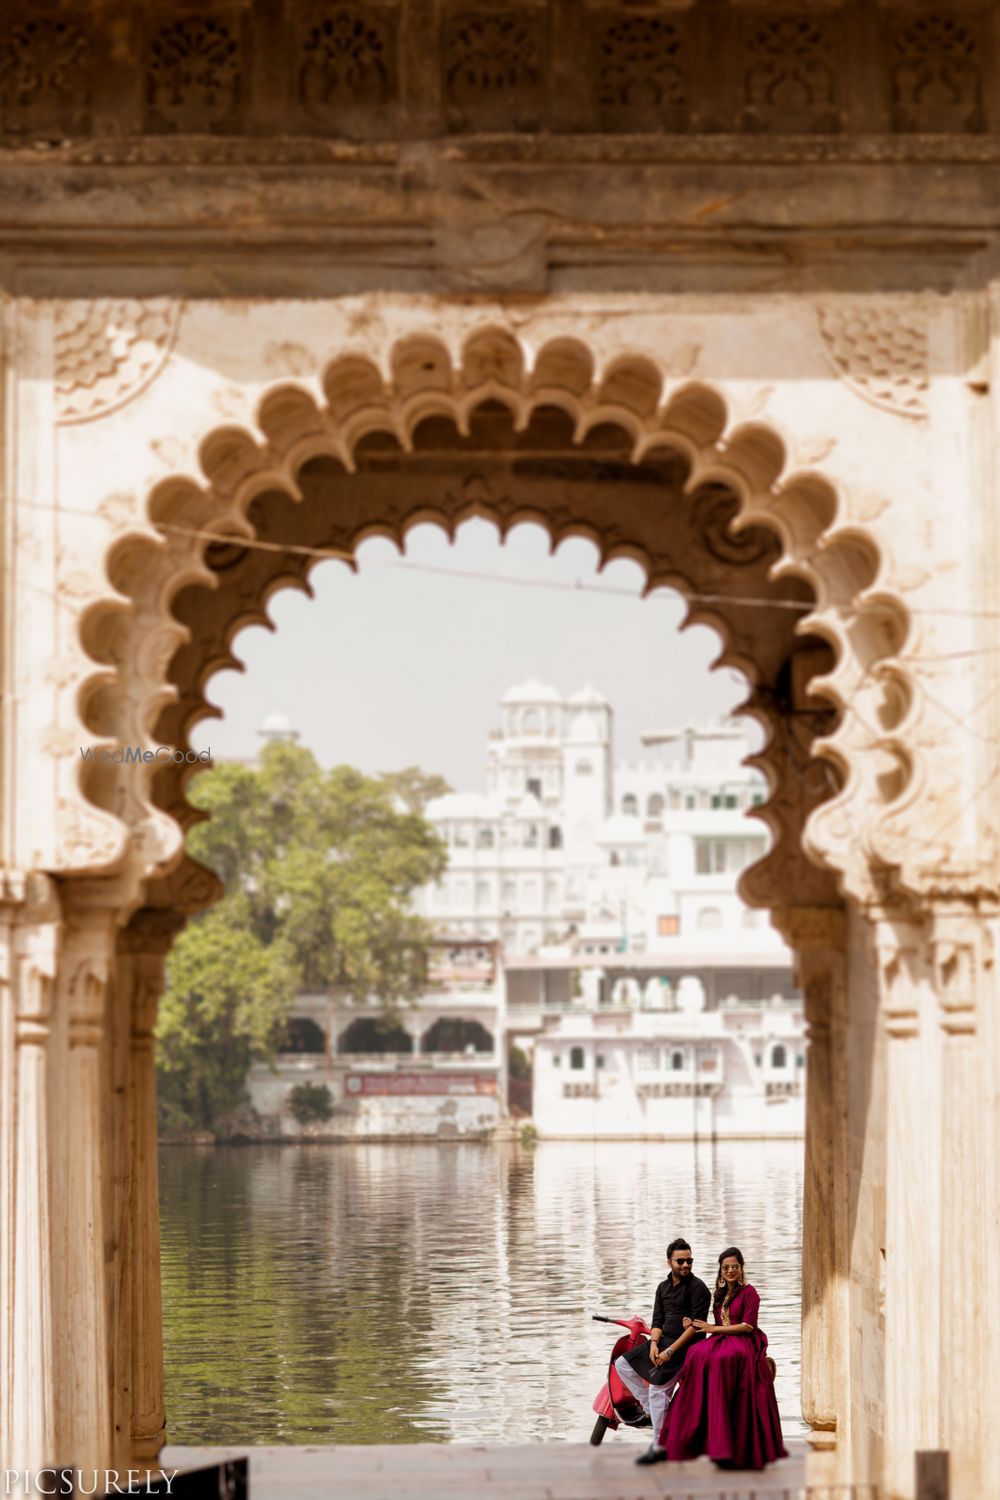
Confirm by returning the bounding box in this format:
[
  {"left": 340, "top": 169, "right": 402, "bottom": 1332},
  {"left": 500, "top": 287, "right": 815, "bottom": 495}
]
[
  {"left": 781, "top": 906, "right": 849, "bottom": 1478},
  {"left": 875, "top": 911, "right": 943, "bottom": 1500},
  {"left": 1, "top": 874, "right": 60, "bottom": 1471},
  {"left": 113, "top": 910, "right": 183, "bottom": 1463},
  {"left": 929, "top": 901, "right": 997, "bottom": 1500},
  {"left": 50, "top": 900, "right": 119, "bottom": 1477}
]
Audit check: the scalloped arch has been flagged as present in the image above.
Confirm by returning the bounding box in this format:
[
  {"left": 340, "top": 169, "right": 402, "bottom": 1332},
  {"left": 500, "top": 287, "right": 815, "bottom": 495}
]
[{"left": 73, "top": 327, "right": 915, "bottom": 915}]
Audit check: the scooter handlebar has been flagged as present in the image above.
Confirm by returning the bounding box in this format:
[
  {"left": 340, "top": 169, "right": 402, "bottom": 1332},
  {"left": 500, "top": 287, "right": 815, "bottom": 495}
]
[{"left": 592, "top": 1313, "right": 651, "bottom": 1332}]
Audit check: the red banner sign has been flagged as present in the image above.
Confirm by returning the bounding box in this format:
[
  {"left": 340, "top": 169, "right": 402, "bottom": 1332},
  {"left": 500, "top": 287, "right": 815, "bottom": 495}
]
[{"left": 344, "top": 1072, "right": 497, "bottom": 1097}]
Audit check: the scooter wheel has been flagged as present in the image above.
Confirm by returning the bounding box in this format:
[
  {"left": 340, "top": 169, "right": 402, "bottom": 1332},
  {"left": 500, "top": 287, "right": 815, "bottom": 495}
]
[{"left": 590, "top": 1416, "right": 611, "bottom": 1446}]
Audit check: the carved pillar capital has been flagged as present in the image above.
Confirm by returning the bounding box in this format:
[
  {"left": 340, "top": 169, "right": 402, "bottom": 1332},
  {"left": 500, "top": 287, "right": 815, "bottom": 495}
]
[
  {"left": 927, "top": 899, "right": 996, "bottom": 1037},
  {"left": 869, "top": 895, "right": 998, "bottom": 1038},
  {"left": 118, "top": 908, "right": 185, "bottom": 1047},
  {"left": 870, "top": 907, "right": 926, "bottom": 1040}
]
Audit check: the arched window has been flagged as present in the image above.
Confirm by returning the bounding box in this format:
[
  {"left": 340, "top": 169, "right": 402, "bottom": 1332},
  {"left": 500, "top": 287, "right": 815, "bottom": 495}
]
[
  {"left": 647, "top": 793, "right": 665, "bottom": 817},
  {"left": 422, "top": 1018, "right": 494, "bottom": 1054},
  {"left": 548, "top": 825, "right": 563, "bottom": 849},
  {"left": 281, "top": 1017, "right": 326, "bottom": 1054},
  {"left": 697, "top": 907, "right": 723, "bottom": 930},
  {"left": 523, "top": 823, "right": 539, "bottom": 847},
  {"left": 523, "top": 708, "right": 541, "bottom": 735},
  {"left": 570, "top": 1045, "right": 586, "bottom": 1070},
  {"left": 671, "top": 1050, "right": 684, "bottom": 1071},
  {"left": 339, "top": 1017, "right": 413, "bottom": 1055},
  {"left": 622, "top": 793, "right": 639, "bottom": 816},
  {"left": 771, "top": 1043, "right": 787, "bottom": 1069}
]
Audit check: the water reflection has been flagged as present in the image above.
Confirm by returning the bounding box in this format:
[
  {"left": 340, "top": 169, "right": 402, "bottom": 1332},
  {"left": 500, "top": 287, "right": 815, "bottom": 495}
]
[{"left": 160, "top": 1139, "right": 805, "bottom": 1445}]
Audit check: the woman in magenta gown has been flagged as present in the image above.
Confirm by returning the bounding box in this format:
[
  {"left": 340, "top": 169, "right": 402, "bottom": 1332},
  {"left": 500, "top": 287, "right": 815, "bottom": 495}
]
[{"left": 661, "top": 1246, "right": 787, "bottom": 1470}]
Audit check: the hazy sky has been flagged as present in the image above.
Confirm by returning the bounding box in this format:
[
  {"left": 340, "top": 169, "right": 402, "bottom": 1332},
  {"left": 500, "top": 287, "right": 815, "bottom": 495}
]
[{"left": 190, "top": 519, "right": 748, "bottom": 789}]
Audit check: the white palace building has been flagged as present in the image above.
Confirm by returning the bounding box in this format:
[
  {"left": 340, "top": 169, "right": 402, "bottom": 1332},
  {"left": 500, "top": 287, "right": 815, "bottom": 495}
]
[
  {"left": 414, "top": 681, "right": 806, "bottom": 1140},
  {"left": 246, "top": 685, "right": 805, "bottom": 1141}
]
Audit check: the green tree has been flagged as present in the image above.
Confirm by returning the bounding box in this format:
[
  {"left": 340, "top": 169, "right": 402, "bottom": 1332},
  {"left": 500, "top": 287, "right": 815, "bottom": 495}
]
[
  {"left": 156, "top": 897, "right": 298, "bottom": 1133},
  {"left": 156, "top": 743, "right": 448, "bottom": 1133},
  {"left": 378, "top": 765, "right": 452, "bottom": 813}
]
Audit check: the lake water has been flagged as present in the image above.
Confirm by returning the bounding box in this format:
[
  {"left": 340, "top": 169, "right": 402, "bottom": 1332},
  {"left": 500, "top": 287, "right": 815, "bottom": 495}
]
[{"left": 159, "top": 1139, "right": 805, "bottom": 1446}]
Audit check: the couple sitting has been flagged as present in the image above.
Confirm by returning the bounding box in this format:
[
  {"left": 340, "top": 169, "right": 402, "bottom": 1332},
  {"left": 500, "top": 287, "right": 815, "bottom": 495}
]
[{"left": 614, "top": 1237, "right": 787, "bottom": 1470}]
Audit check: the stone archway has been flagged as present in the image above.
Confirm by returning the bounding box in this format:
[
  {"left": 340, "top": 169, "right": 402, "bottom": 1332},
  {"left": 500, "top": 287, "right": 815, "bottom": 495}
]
[
  {"left": 79, "top": 327, "right": 912, "bottom": 914},
  {"left": 6, "top": 313, "right": 983, "bottom": 1500},
  {"left": 76, "top": 326, "right": 909, "bottom": 1480}
]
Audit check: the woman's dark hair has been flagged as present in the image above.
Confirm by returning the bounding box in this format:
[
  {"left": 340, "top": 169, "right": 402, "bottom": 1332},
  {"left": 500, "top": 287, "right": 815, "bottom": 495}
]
[
  {"left": 713, "top": 1245, "right": 746, "bottom": 1308},
  {"left": 666, "top": 1238, "right": 691, "bottom": 1259}
]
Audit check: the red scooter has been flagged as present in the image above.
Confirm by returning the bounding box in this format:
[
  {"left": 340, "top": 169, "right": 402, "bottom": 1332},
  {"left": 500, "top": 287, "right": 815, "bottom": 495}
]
[{"left": 589, "top": 1312, "right": 654, "bottom": 1445}]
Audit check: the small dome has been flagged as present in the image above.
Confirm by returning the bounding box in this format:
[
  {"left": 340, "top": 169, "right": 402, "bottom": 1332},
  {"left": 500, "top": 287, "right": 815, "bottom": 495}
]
[
  {"left": 568, "top": 682, "right": 609, "bottom": 707},
  {"left": 260, "top": 710, "right": 292, "bottom": 733},
  {"left": 500, "top": 678, "right": 564, "bottom": 705},
  {"left": 257, "top": 710, "right": 300, "bottom": 743}
]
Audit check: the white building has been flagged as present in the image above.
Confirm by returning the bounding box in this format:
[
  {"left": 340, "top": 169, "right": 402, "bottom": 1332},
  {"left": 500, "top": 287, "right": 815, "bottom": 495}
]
[
  {"left": 417, "top": 680, "right": 788, "bottom": 965},
  {"left": 246, "top": 939, "right": 506, "bottom": 1140},
  {"left": 531, "top": 990, "right": 805, "bottom": 1140}
]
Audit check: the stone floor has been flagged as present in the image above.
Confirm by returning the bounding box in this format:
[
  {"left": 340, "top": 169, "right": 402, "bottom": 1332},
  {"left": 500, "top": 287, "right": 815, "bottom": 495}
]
[{"left": 160, "top": 1439, "right": 808, "bottom": 1500}]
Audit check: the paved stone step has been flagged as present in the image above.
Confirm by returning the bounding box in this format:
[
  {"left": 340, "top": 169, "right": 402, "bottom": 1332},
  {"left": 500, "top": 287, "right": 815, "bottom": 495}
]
[{"left": 161, "top": 1440, "right": 808, "bottom": 1500}]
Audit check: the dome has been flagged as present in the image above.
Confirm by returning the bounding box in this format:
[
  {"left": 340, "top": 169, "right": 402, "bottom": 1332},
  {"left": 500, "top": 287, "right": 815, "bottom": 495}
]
[
  {"left": 568, "top": 682, "right": 609, "bottom": 707},
  {"left": 260, "top": 710, "right": 292, "bottom": 733},
  {"left": 500, "top": 677, "right": 564, "bottom": 706},
  {"left": 257, "top": 710, "right": 300, "bottom": 743}
]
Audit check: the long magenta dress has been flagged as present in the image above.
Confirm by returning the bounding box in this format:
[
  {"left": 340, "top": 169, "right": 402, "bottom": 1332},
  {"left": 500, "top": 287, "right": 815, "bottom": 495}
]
[{"left": 660, "top": 1283, "right": 787, "bottom": 1470}]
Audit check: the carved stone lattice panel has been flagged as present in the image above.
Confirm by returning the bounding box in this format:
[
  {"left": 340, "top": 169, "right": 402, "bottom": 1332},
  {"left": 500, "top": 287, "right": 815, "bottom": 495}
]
[
  {"left": 0, "top": 16, "right": 90, "bottom": 136},
  {"left": 296, "top": 6, "right": 399, "bottom": 135},
  {"left": 888, "top": 13, "right": 983, "bottom": 135},
  {"left": 816, "top": 302, "right": 929, "bottom": 419},
  {"left": 741, "top": 10, "right": 841, "bottom": 133},
  {"left": 55, "top": 301, "right": 182, "bottom": 426},
  {"left": 594, "top": 11, "right": 689, "bottom": 133},
  {"left": 145, "top": 15, "right": 243, "bottom": 135},
  {"left": 443, "top": 8, "right": 545, "bottom": 132}
]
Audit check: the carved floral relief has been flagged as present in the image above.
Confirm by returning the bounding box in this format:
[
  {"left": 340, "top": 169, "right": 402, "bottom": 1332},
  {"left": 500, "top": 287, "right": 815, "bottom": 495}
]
[
  {"left": 55, "top": 300, "right": 181, "bottom": 426},
  {"left": 816, "top": 302, "right": 929, "bottom": 420},
  {"left": 146, "top": 16, "right": 242, "bottom": 134},
  {"left": 0, "top": 17, "right": 90, "bottom": 136}
]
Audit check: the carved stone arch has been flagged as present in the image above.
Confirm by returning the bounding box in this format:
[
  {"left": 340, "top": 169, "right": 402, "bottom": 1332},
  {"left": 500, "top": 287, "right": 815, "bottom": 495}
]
[{"left": 72, "top": 326, "right": 915, "bottom": 920}]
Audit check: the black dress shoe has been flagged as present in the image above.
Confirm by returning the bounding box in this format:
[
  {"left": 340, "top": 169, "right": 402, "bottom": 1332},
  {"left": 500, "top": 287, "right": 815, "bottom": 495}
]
[{"left": 635, "top": 1446, "right": 667, "bottom": 1465}]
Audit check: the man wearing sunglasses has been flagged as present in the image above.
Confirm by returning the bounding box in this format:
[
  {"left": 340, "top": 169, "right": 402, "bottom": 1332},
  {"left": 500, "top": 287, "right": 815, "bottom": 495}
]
[{"left": 614, "top": 1237, "right": 711, "bottom": 1464}]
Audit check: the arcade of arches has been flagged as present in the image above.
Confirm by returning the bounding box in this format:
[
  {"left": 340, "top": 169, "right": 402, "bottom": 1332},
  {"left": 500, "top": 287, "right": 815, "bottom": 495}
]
[{"left": 2, "top": 6, "right": 1000, "bottom": 1499}]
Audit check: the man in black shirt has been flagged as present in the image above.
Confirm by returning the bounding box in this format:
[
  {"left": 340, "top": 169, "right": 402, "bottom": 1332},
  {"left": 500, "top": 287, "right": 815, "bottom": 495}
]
[{"left": 614, "top": 1237, "right": 711, "bottom": 1463}]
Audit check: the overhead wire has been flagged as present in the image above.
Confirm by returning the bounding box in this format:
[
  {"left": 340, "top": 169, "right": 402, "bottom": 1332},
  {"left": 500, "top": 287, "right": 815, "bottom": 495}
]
[{"left": 15, "top": 493, "right": 1000, "bottom": 626}]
